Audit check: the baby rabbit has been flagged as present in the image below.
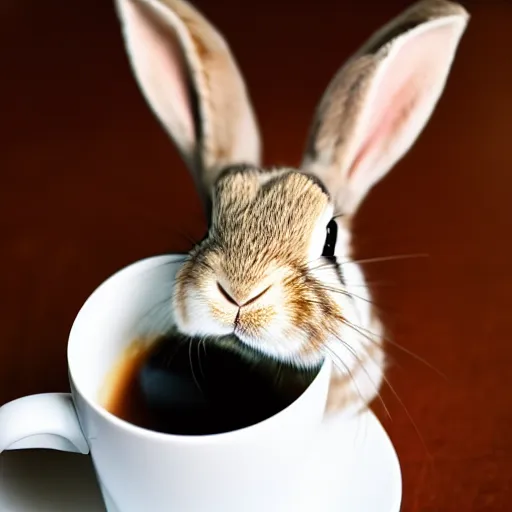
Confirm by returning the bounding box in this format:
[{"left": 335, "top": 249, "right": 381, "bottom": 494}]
[{"left": 114, "top": 0, "right": 469, "bottom": 415}]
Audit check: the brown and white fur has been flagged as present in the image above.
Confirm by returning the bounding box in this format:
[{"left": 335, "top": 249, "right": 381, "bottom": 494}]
[{"left": 114, "top": 0, "right": 469, "bottom": 416}]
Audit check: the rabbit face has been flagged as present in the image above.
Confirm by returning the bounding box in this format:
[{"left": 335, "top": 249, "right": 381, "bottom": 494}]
[
  {"left": 114, "top": 0, "right": 469, "bottom": 412},
  {"left": 173, "top": 167, "right": 352, "bottom": 366}
]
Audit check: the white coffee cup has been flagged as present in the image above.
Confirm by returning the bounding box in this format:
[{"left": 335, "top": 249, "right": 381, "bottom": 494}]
[{"left": 0, "top": 254, "right": 354, "bottom": 512}]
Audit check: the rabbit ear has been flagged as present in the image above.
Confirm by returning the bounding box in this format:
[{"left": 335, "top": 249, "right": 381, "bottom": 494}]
[
  {"left": 301, "top": 0, "right": 469, "bottom": 216},
  {"left": 114, "top": 0, "right": 261, "bottom": 215}
]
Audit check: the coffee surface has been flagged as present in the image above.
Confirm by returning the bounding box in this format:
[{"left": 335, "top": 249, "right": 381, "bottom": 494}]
[{"left": 101, "top": 331, "right": 318, "bottom": 436}]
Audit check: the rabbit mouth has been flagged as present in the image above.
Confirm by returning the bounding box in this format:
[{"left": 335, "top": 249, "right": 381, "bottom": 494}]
[
  {"left": 173, "top": 254, "right": 348, "bottom": 366},
  {"left": 229, "top": 328, "right": 325, "bottom": 368}
]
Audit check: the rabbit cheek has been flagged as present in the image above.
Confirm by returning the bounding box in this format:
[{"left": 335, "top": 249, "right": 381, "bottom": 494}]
[
  {"left": 234, "top": 306, "right": 311, "bottom": 360},
  {"left": 237, "top": 306, "right": 276, "bottom": 336},
  {"left": 176, "top": 291, "right": 235, "bottom": 336},
  {"left": 173, "top": 268, "right": 191, "bottom": 327},
  {"left": 209, "top": 302, "right": 238, "bottom": 327},
  {"left": 173, "top": 269, "right": 234, "bottom": 336}
]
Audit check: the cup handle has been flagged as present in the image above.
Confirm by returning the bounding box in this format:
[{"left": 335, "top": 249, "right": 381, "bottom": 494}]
[{"left": 0, "top": 393, "right": 89, "bottom": 454}]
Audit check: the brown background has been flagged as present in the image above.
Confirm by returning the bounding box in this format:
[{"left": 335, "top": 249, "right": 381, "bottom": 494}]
[{"left": 1, "top": 0, "right": 511, "bottom": 510}]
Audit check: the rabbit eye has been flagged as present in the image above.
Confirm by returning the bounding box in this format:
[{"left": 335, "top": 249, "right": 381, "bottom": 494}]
[{"left": 322, "top": 219, "right": 338, "bottom": 259}]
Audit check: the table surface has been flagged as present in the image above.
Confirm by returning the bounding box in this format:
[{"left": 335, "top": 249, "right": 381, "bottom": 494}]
[{"left": 1, "top": 1, "right": 510, "bottom": 510}]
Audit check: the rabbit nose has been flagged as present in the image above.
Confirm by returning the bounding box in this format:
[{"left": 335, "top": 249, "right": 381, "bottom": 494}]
[
  {"left": 216, "top": 282, "right": 271, "bottom": 307},
  {"left": 216, "top": 282, "right": 239, "bottom": 306}
]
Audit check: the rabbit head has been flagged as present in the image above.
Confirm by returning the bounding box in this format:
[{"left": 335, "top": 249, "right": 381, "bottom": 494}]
[{"left": 114, "top": 0, "right": 469, "bottom": 413}]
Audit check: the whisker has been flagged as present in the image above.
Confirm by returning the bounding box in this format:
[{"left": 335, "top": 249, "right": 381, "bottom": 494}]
[
  {"left": 347, "top": 281, "right": 396, "bottom": 288},
  {"left": 307, "top": 260, "right": 336, "bottom": 272},
  {"left": 315, "top": 284, "right": 385, "bottom": 311},
  {"left": 273, "top": 361, "right": 284, "bottom": 388},
  {"left": 344, "top": 253, "right": 429, "bottom": 266},
  {"left": 296, "top": 296, "right": 401, "bottom": 371},
  {"left": 306, "top": 252, "right": 428, "bottom": 273},
  {"left": 306, "top": 263, "right": 396, "bottom": 288},
  {"left": 196, "top": 336, "right": 206, "bottom": 382},
  {"left": 341, "top": 317, "right": 447, "bottom": 381},
  {"left": 177, "top": 231, "right": 200, "bottom": 247},
  {"left": 300, "top": 294, "right": 446, "bottom": 388},
  {"left": 324, "top": 311, "right": 437, "bottom": 457},
  {"left": 162, "top": 332, "right": 188, "bottom": 368},
  {"left": 300, "top": 298, "right": 332, "bottom": 307},
  {"left": 156, "top": 255, "right": 190, "bottom": 266},
  {"left": 201, "top": 336, "right": 208, "bottom": 360},
  {"left": 132, "top": 295, "right": 175, "bottom": 335},
  {"left": 322, "top": 345, "right": 356, "bottom": 385},
  {"left": 297, "top": 270, "right": 444, "bottom": 381},
  {"left": 325, "top": 328, "right": 391, "bottom": 421},
  {"left": 188, "top": 338, "right": 204, "bottom": 395},
  {"left": 378, "top": 370, "right": 433, "bottom": 463},
  {"left": 322, "top": 343, "right": 391, "bottom": 421}
]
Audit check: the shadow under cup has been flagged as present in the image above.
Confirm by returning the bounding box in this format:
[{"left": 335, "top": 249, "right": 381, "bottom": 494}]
[{"left": 67, "top": 255, "right": 333, "bottom": 511}]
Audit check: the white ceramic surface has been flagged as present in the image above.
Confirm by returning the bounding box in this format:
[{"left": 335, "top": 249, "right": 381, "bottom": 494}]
[
  {"left": 0, "top": 254, "right": 397, "bottom": 512},
  {"left": 0, "top": 410, "right": 401, "bottom": 511}
]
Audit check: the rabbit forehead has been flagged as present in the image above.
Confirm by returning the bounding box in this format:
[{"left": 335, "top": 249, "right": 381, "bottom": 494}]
[
  {"left": 213, "top": 167, "right": 331, "bottom": 242},
  {"left": 209, "top": 167, "right": 332, "bottom": 280}
]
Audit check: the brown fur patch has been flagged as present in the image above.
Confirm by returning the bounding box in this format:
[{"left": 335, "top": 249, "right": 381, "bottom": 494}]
[
  {"left": 175, "top": 167, "right": 343, "bottom": 356},
  {"left": 237, "top": 305, "right": 277, "bottom": 336},
  {"left": 325, "top": 335, "right": 384, "bottom": 413},
  {"left": 211, "top": 168, "right": 329, "bottom": 300}
]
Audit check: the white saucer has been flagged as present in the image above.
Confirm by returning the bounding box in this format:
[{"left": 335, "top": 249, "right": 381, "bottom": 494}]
[{"left": 0, "top": 411, "right": 401, "bottom": 511}]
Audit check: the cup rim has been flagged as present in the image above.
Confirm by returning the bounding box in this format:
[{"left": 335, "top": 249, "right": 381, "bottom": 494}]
[{"left": 67, "top": 254, "right": 331, "bottom": 445}]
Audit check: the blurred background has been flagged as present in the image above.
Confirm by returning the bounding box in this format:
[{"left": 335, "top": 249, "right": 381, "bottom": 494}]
[{"left": 1, "top": 0, "right": 511, "bottom": 510}]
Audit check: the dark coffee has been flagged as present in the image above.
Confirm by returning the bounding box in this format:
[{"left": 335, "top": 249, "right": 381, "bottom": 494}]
[{"left": 101, "top": 331, "right": 319, "bottom": 436}]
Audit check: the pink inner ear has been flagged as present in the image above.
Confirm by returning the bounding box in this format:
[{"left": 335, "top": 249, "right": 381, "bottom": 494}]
[
  {"left": 346, "top": 27, "right": 450, "bottom": 183},
  {"left": 348, "top": 80, "right": 416, "bottom": 178},
  {"left": 124, "top": 1, "right": 195, "bottom": 148}
]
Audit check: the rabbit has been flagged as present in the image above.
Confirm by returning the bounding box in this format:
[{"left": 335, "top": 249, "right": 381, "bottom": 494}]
[{"left": 113, "top": 0, "right": 469, "bottom": 416}]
